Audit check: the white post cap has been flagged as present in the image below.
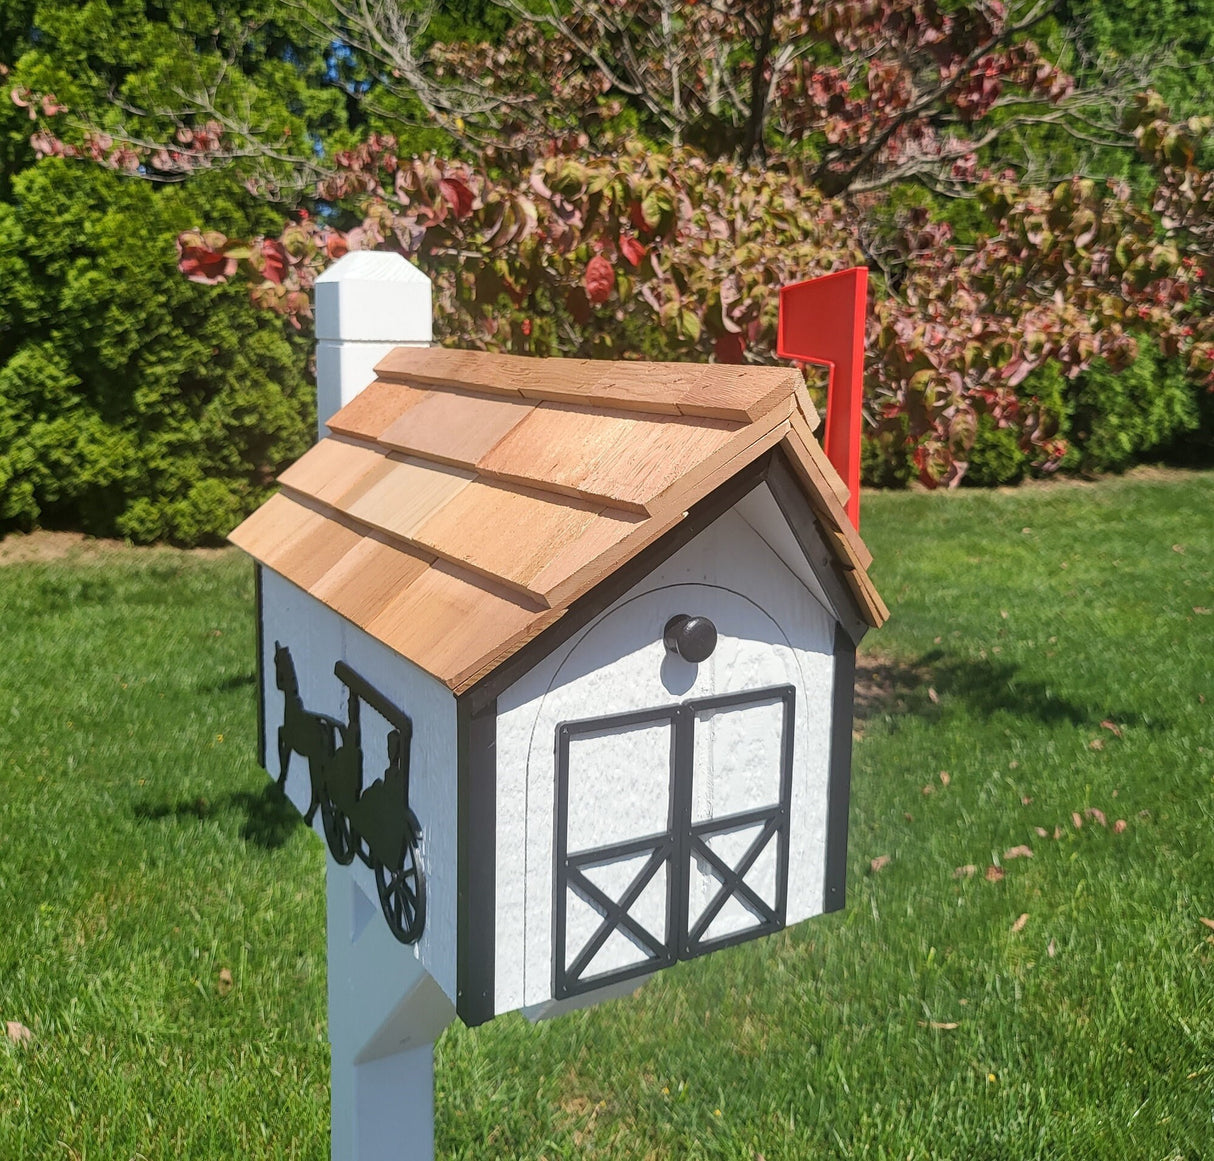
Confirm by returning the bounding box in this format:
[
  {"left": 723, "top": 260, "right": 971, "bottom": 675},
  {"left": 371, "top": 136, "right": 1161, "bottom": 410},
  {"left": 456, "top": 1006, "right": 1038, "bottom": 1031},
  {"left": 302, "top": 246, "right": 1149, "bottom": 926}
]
[
  {"left": 315, "top": 251, "right": 433, "bottom": 344},
  {"left": 314, "top": 251, "right": 433, "bottom": 437}
]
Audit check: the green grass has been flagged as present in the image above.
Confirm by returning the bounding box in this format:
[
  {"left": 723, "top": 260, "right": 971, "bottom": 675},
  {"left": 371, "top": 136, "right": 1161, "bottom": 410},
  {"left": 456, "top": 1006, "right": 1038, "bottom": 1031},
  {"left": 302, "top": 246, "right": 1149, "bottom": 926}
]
[{"left": 2, "top": 471, "right": 1212, "bottom": 1159}]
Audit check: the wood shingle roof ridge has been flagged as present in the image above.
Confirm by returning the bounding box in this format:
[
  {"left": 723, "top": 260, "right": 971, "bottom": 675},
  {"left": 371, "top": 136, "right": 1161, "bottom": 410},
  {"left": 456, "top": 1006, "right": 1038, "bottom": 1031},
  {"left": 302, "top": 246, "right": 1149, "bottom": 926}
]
[
  {"left": 373, "top": 346, "right": 810, "bottom": 422},
  {"left": 324, "top": 376, "right": 801, "bottom": 518}
]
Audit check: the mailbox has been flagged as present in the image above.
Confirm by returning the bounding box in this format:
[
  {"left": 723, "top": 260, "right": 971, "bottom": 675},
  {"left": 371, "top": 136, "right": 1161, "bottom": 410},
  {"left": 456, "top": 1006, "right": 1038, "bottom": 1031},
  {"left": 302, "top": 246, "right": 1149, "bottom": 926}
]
[{"left": 227, "top": 255, "right": 885, "bottom": 1159}]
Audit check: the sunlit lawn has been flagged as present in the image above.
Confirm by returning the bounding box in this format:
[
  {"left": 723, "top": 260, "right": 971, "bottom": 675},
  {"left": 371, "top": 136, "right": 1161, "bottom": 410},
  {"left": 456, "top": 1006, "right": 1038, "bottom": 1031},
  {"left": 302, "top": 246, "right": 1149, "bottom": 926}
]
[{"left": 1, "top": 470, "right": 1212, "bottom": 1159}]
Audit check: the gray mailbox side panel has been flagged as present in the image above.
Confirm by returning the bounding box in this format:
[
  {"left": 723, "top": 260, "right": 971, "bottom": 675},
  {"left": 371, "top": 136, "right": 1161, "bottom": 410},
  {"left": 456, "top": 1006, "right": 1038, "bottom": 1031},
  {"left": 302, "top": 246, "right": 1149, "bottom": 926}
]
[
  {"left": 492, "top": 480, "right": 852, "bottom": 1015},
  {"left": 256, "top": 567, "right": 460, "bottom": 1004}
]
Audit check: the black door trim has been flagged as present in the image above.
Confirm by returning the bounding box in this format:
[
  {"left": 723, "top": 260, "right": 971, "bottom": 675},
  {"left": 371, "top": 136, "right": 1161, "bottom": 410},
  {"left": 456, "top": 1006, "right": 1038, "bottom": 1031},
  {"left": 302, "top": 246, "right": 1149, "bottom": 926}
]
[{"left": 553, "top": 685, "right": 795, "bottom": 998}]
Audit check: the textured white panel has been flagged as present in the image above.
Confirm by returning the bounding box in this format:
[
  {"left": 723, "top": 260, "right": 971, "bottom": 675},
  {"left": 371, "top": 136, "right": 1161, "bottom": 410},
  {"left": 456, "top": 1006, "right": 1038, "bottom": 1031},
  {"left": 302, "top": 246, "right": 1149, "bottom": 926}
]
[
  {"left": 743, "top": 838, "right": 779, "bottom": 905},
  {"left": 564, "top": 858, "right": 668, "bottom": 982},
  {"left": 700, "top": 892, "right": 762, "bottom": 943},
  {"left": 579, "top": 852, "right": 653, "bottom": 900},
  {"left": 692, "top": 697, "right": 785, "bottom": 823},
  {"left": 564, "top": 890, "right": 604, "bottom": 971},
  {"left": 566, "top": 720, "right": 672, "bottom": 852},
  {"left": 688, "top": 826, "right": 777, "bottom": 942},
  {"left": 260, "top": 569, "right": 459, "bottom": 1004},
  {"left": 687, "top": 852, "right": 722, "bottom": 932},
  {"left": 735, "top": 484, "right": 837, "bottom": 619},
  {"left": 624, "top": 861, "right": 668, "bottom": 947},
  {"left": 703, "top": 822, "right": 768, "bottom": 876},
  {"left": 583, "top": 925, "right": 652, "bottom": 980},
  {"left": 495, "top": 492, "right": 838, "bottom": 1012}
]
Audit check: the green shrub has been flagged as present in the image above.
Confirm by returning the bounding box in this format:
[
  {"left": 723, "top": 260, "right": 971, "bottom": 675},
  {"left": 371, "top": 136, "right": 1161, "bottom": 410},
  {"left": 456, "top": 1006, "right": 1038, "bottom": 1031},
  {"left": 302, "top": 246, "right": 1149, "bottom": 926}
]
[
  {"left": 1065, "top": 344, "right": 1199, "bottom": 473},
  {"left": 861, "top": 417, "right": 916, "bottom": 489},
  {"left": 964, "top": 415, "right": 1028, "bottom": 486},
  {"left": 0, "top": 163, "right": 312, "bottom": 545},
  {"left": 858, "top": 346, "right": 1206, "bottom": 488}
]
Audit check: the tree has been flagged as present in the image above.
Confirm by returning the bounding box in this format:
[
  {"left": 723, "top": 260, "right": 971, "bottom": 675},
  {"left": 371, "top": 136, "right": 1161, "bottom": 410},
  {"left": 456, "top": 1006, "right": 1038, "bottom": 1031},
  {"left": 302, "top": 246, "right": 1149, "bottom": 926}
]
[
  {"left": 17, "top": 0, "right": 1214, "bottom": 488},
  {"left": 0, "top": 0, "right": 359, "bottom": 541},
  {"left": 306, "top": 0, "right": 1147, "bottom": 193}
]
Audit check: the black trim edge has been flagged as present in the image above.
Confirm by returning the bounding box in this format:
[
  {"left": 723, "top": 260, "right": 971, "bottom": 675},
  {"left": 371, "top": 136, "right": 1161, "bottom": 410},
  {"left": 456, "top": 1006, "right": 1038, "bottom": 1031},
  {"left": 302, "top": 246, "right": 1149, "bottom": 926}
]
[
  {"left": 254, "top": 563, "right": 267, "bottom": 772},
  {"left": 456, "top": 693, "right": 498, "bottom": 1027},
  {"left": 764, "top": 450, "right": 870, "bottom": 648},
  {"left": 824, "top": 622, "right": 856, "bottom": 914}
]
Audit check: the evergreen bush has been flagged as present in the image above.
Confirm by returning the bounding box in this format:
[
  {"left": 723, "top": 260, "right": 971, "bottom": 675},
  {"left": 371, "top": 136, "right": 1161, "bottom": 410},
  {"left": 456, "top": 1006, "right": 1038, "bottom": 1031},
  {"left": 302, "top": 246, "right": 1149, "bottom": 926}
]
[
  {"left": 0, "top": 162, "right": 312, "bottom": 544},
  {"left": 1065, "top": 345, "right": 1200, "bottom": 473}
]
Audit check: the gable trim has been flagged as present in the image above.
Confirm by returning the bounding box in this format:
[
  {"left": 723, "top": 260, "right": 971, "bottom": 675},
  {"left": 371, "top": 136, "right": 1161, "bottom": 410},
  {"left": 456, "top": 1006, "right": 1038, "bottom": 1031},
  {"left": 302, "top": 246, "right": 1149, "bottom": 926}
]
[
  {"left": 825, "top": 623, "right": 857, "bottom": 913},
  {"left": 765, "top": 451, "right": 871, "bottom": 647}
]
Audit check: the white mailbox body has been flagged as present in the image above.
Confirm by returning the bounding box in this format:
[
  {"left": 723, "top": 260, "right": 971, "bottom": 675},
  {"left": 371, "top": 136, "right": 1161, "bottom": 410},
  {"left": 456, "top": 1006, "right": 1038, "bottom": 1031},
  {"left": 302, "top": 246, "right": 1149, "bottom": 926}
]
[{"left": 233, "top": 344, "right": 885, "bottom": 1031}]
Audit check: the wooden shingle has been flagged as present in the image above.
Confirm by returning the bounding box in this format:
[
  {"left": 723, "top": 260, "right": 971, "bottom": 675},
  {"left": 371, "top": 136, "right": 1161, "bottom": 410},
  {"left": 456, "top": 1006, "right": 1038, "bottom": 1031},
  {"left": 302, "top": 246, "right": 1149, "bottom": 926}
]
[
  {"left": 477, "top": 403, "right": 739, "bottom": 512},
  {"left": 341, "top": 456, "right": 475, "bottom": 540},
  {"left": 277, "top": 437, "right": 386, "bottom": 507},
  {"left": 311, "top": 536, "right": 434, "bottom": 631},
  {"left": 410, "top": 480, "right": 637, "bottom": 604},
  {"left": 325, "top": 379, "right": 429, "bottom": 443},
  {"left": 378, "top": 390, "right": 534, "bottom": 468},
  {"left": 364, "top": 563, "right": 553, "bottom": 690}
]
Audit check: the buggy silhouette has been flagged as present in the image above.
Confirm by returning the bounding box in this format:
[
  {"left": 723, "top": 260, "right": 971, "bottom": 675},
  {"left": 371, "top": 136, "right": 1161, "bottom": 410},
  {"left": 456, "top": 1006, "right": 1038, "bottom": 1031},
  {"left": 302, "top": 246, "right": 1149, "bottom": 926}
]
[{"left": 274, "top": 645, "right": 425, "bottom": 944}]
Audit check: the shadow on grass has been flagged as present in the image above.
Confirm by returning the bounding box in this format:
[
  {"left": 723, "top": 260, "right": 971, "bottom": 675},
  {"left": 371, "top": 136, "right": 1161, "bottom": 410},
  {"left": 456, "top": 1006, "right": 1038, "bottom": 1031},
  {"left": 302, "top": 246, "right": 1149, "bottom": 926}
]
[
  {"left": 856, "top": 651, "right": 1161, "bottom": 731},
  {"left": 202, "top": 671, "right": 257, "bottom": 694},
  {"left": 134, "top": 781, "right": 301, "bottom": 850}
]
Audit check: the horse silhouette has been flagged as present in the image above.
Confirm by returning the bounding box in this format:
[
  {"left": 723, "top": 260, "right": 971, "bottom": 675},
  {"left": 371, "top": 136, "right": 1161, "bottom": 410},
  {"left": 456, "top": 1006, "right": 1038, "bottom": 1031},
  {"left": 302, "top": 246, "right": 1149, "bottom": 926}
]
[
  {"left": 274, "top": 642, "right": 352, "bottom": 825},
  {"left": 272, "top": 645, "right": 425, "bottom": 942}
]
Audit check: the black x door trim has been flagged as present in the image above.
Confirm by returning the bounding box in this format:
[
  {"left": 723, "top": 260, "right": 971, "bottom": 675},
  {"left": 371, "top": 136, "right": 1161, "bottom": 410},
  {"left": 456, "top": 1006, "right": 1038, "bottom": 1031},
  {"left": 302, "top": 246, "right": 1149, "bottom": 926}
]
[{"left": 554, "top": 685, "right": 795, "bottom": 999}]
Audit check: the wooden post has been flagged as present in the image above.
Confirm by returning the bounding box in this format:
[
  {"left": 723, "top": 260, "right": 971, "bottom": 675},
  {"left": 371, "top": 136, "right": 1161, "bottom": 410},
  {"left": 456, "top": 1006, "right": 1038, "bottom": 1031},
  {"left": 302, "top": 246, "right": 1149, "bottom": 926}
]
[
  {"left": 315, "top": 251, "right": 449, "bottom": 1161},
  {"left": 314, "top": 251, "right": 432, "bottom": 438}
]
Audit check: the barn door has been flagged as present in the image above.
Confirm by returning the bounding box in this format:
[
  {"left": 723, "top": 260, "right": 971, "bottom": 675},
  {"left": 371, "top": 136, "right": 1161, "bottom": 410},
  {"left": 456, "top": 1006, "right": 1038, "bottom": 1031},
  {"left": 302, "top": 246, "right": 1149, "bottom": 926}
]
[{"left": 554, "top": 685, "right": 795, "bottom": 999}]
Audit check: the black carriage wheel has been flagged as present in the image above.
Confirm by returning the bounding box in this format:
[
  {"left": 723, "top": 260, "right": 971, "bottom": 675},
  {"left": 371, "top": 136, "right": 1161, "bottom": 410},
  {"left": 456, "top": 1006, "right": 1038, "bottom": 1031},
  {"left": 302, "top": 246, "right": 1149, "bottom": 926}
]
[
  {"left": 375, "top": 834, "right": 426, "bottom": 945},
  {"left": 321, "top": 799, "right": 357, "bottom": 865}
]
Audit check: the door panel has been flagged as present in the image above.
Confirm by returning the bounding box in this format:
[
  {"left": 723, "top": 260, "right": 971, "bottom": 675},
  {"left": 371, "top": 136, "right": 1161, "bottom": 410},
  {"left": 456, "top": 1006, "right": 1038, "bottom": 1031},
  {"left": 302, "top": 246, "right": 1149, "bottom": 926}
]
[
  {"left": 691, "top": 694, "right": 788, "bottom": 821},
  {"left": 555, "top": 707, "right": 679, "bottom": 998},
  {"left": 682, "top": 687, "right": 794, "bottom": 958},
  {"left": 554, "top": 686, "right": 794, "bottom": 998},
  {"left": 564, "top": 717, "right": 674, "bottom": 852}
]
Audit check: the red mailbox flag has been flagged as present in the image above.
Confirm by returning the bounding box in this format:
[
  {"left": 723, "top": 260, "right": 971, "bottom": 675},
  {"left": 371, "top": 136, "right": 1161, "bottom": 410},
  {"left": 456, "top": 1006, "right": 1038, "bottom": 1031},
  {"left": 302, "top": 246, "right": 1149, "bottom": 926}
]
[{"left": 777, "top": 267, "right": 868, "bottom": 531}]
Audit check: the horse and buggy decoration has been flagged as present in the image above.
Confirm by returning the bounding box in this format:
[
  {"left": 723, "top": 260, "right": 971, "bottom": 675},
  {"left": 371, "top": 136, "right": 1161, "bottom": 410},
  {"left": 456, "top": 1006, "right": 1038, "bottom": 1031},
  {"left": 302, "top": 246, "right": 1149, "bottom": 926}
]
[{"left": 274, "top": 643, "right": 425, "bottom": 945}]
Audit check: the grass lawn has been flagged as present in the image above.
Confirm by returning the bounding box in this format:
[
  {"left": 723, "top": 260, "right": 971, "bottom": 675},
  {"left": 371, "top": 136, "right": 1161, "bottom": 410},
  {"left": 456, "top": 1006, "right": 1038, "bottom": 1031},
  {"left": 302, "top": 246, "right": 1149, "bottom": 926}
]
[{"left": 1, "top": 470, "right": 1212, "bottom": 1159}]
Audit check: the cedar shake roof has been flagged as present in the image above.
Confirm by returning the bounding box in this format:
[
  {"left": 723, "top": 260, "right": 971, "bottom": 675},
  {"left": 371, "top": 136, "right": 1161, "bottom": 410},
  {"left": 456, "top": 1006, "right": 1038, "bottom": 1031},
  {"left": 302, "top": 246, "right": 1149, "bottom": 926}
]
[{"left": 230, "top": 348, "right": 887, "bottom": 693}]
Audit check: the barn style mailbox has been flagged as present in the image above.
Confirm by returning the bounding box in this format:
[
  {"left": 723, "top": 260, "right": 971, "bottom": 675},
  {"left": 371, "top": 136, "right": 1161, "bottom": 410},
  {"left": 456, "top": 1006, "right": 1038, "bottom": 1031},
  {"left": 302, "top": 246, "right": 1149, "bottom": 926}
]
[{"left": 229, "top": 254, "right": 886, "bottom": 1160}]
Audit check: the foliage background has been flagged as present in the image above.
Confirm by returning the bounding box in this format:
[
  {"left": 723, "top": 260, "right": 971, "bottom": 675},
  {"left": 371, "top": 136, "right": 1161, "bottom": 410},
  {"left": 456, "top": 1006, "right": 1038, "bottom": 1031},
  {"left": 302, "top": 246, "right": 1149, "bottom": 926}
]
[
  {"left": 1, "top": 1, "right": 1212, "bottom": 544},
  {"left": 0, "top": 1, "right": 329, "bottom": 543}
]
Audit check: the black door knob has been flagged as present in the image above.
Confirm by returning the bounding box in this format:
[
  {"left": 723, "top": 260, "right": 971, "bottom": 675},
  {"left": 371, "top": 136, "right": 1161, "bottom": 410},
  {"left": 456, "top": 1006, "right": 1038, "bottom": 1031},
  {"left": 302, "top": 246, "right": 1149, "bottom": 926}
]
[{"left": 663, "top": 615, "right": 717, "bottom": 663}]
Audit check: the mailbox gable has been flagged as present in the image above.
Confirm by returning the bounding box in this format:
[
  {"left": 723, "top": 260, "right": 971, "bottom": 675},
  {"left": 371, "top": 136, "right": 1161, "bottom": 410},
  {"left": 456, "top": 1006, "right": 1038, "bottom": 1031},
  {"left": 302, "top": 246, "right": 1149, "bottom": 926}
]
[
  {"left": 468, "top": 467, "right": 863, "bottom": 1023},
  {"left": 231, "top": 347, "right": 886, "bottom": 1028}
]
